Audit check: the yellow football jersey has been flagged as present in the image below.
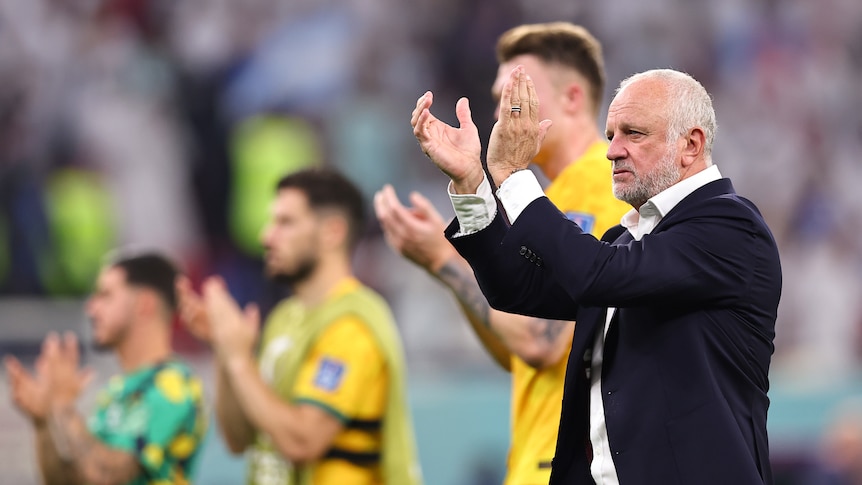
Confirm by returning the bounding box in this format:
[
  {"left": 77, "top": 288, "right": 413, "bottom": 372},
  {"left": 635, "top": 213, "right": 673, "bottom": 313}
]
[
  {"left": 293, "top": 314, "right": 388, "bottom": 485},
  {"left": 505, "top": 141, "right": 629, "bottom": 484}
]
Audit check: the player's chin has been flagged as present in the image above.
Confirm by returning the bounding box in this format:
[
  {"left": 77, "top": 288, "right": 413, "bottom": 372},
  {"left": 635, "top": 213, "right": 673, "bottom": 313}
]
[{"left": 90, "top": 328, "right": 113, "bottom": 351}]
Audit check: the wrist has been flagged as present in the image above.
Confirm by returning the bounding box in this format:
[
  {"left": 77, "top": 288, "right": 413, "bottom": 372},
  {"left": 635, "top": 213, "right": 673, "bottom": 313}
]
[
  {"left": 430, "top": 251, "right": 460, "bottom": 277},
  {"left": 51, "top": 395, "right": 78, "bottom": 412},
  {"left": 490, "top": 166, "right": 527, "bottom": 188},
  {"left": 450, "top": 166, "right": 485, "bottom": 195},
  {"left": 225, "top": 354, "right": 256, "bottom": 377}
]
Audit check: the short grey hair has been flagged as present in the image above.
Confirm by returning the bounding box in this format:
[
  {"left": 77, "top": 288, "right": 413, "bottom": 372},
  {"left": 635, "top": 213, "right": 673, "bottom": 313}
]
[{"left": 617, "top": 69, "right": 717, "bottom": 162}]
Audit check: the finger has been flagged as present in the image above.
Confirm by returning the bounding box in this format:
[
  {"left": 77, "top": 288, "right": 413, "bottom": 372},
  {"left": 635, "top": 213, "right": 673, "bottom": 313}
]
[
  {"left": 4, "top": 355, "right": 23, "bottom": 380},
  {"left": 518, "top": 68, "right": 530, "bottom": 119},
  {"left": 414, "top": 108, "right": 434, "bottom": 140},
  {"left": 537, "top": 119, "right": 554, "bottom": 151},
  {"left": 411, "top": 91, "right": 433, "bottom": 128},
  {"left": 499, "top": 71, "right": 515, "bottom": 122},
  {"left": 377, "top": 188, "right": 410, "bottom": 242},
  {"left": 408, "top": 191, "right": 444, "bottom": 224},
  {"left": 373, "top": 185, "right": 394, "bottom": 222},
  {"left": 34, "top": 355, "right": 48, "bottom": 380},
  {"left": 508, "top": 66, "right": 522, "bottom": 117},
  {"left": 454, "top": 97, "right": 474, "bottom": 131},
  {"left": 527, "top": 73, "right": 540, "bottom": 124},
  {"left": 243, "top": 303, "right": 260, "bottom": 328},
  {"left": 43, "top": 332, "right": 60, "bottom": 359},
  {"left": 176, "top": 276, "right": 198, "bottom": 305},
  {"left": 203, "top": 277, "right": 239, "bottom": 321},
  {"left": 63, "top": 332, "right": 80, "bottom": 364},
  {"left": 383, "top": 188, "right": 428, "bottom": 235}
]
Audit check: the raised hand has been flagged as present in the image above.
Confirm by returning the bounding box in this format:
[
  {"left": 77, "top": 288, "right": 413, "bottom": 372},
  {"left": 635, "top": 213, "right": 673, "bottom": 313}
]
[
  {"left": 202, "top": 277, "right": 260, "bottom": 366},
  {"left": 4, "top": 355, "right": 50, "bottom": 425},
  {"left": 177, "top": 276, "right": 212, "bottom": 343},
  {"left": 411, "top": 92, "right": 484, "bottom": 194},
  {"left": 486, "top": 66, "right": 553, "bottom": 187},
  {"left": 374, "top": 184, "right": 457, "bottom": 273},
  {"left": 40, "top": 332, "right": 94, "bottom": 410}
]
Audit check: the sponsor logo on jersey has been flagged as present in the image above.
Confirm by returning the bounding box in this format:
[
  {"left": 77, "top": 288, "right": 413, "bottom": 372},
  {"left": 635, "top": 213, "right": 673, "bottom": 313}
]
[
  {"left": 565, "top": 212, "right": 595, "bottom": 234},
  {"left": 314, "top": 357, "right": 346, "bottom": 392}
]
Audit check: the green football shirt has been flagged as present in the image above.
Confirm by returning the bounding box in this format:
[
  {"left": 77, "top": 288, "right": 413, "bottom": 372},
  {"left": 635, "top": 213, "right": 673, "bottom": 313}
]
[{"left": 87, "top": 360, "right": 207, "bottom": 485}]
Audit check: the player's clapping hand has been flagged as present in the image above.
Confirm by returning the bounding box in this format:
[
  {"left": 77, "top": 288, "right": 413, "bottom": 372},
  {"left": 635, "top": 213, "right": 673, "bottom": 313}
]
[
  {"left": 177, "top": 276, "right": 212, "bottom": 343},
  {"left": 374, "top": 184, "right": 457, "bottom": 274},
  {"left": 202, "top": 277, "right": 260, "bottom": 367}
]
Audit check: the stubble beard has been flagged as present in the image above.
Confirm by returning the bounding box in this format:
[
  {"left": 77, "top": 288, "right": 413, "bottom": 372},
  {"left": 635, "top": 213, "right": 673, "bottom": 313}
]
[
  {"left": 613, "top": 144, "right": 680, "bottom": 208},
  {"left": 90, "top": 318, "right": 132, "bottom": 353},
  {"left": 267, "top": 256, "right": 318, "bottom": 288}
]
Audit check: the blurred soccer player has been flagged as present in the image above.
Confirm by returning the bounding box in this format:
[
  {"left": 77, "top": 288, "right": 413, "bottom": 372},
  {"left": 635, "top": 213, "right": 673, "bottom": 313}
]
[
  {"left": 179, "top": 168, "right": 422, "bottom": 485},
  {"left": 5, "top": 252, "right": 207, "bottom": 485}
]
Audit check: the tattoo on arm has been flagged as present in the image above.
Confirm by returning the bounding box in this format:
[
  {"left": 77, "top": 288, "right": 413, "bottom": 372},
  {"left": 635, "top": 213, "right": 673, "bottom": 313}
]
[
  {"left": 49, "top": 405, "right": 140, "bottom": 484},
  {"left": 437, "top": 261, "right": 491, "bottom": 327},
  {"left": 528, "top": 319, "right": 569, "bottom": 345}
]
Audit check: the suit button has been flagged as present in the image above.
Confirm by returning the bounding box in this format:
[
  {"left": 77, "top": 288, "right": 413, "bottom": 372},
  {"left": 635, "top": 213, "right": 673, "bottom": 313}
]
[
  {"left": 530, "top": 254, "right": 537, "bottom": 263},
  {"left": 519, "top": 246, "right": 527, "bottom": 256}
]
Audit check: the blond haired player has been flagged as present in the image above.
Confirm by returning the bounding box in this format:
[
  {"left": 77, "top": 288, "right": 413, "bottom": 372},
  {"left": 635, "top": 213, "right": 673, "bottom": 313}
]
[{"left": 375, "top": 22, "right": 628, "bottom": 484}]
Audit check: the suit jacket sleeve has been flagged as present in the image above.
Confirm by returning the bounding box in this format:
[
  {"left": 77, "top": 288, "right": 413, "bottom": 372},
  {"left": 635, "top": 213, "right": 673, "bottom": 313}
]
[{"left": 446, "top": 193, "right": 775, "bottom": 321}]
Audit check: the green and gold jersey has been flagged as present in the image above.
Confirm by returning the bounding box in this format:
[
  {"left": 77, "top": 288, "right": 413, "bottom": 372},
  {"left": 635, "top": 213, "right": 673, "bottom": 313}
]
[
  {"left": 88, "top": 360, "right": 207, "bottom": 485},
  {"left": 249, "top": 277, "right": 422, "bottom": 485}
]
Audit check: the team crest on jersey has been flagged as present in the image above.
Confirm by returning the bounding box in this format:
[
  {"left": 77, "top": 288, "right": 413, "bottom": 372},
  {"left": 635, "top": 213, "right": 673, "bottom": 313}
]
[
  {"left": 565, "top": 212, "right": 595, "bottom": 233},
  {"left": 314, "top": 358, "right": 346, "bottom": 392}
]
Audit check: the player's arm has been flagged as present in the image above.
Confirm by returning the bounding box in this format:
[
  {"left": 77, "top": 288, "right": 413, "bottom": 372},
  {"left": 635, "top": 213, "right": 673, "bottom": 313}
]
[
  {"left": 223, "top": 355, "right": 343, "bottom": 464},
  {"left": 374, "top": 186, "right": 571, "bottom": 370},
  {"left": 177, "top": 277, "right": 256, "bottom": 454},
  {"left": 203, "top": 278, "right": 343, "bottom": 463},
  {"left": 47, "top": 404, "right": 141, "bottom": 485},
  {"left": 436, "top": 255, "right": 573, "bottom": 369},
  {"left": 4, "top": 355, "right": 78, "bottom": 485},
  {"left": 34, "top": 422, "right": 79, "bottom": 485},
  {"left": 214, "top": 360, "right": 257, "bottom": 454}
]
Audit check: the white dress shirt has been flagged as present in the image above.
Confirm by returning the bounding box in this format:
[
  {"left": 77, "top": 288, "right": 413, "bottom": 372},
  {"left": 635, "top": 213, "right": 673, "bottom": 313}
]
[{"left": 449, "top": 165, "right": 722, "bottom": 484}]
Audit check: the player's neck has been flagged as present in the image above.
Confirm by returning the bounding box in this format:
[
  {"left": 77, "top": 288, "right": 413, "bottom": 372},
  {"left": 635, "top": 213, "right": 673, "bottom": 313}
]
[
  {"left": 292, "top": 254, "right": 353, "bottom": 308},
  {"left": 538, "top": 117, "right": 603, "bottom": 181},
  {"left": 115, "top": 321, "right": 172, "bottom": 373}
]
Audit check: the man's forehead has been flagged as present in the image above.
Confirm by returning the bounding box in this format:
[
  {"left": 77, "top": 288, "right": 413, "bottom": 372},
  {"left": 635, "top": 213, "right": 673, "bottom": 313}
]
[{"left": 98, "top": 266, "right": 127, "bottom": 288}]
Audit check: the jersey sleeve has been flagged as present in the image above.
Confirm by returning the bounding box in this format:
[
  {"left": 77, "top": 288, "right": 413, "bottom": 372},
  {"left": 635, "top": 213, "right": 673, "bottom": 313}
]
[
  {"left": 291, "top": 316, "right": 386, "bottom": 422},
  {"left": 134, "top": 367, "right": 204, "bottom": 479}
]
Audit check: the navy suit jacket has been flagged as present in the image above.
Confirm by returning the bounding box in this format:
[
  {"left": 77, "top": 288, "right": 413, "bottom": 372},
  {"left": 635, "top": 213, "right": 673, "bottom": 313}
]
[{"left": 446, "top": 178, "right": 781, "bottom": 485}]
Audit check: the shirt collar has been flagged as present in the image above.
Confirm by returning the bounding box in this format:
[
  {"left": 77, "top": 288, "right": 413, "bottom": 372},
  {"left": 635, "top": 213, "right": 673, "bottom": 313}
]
[{"left": 619, "top": 164, "right": 723, "bottom": 231}]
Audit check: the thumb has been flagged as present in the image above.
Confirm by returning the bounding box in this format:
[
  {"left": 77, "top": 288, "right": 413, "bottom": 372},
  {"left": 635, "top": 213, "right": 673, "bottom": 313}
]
[
  {"left": 537, "top": 119, "right": 553, "bottom": 152},
  {"left": 408, "top": 191, "right": 443, "bottom": 223},
  {"left": 455, "top": 97, "right": 474, "bottom": 130},
  {"left": 243, "top": 303, "right": 261, "bottom": 328}
]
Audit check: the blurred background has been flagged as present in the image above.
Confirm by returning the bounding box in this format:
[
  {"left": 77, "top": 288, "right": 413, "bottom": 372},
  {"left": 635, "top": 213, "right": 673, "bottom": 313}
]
[{"left": 1, "top": 0, "right": 862, "bottom": 483}]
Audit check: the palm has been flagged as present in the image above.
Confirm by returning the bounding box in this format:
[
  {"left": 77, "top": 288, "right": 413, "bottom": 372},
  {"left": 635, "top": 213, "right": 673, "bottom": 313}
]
[
  {"left": 5, "top": 356, "right": 50, "bottom": 422},
  {"left": 177, "top": 277, "right": 211, "bottom": 342},
  {"left": 422, "top": 118, "right": 481, "bottom": 181},
  {"left": 412, "top": 93, "right": 484, "bottom": 188}
]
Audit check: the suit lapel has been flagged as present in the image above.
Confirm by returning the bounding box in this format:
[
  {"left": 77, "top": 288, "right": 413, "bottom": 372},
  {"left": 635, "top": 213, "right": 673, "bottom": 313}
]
[{"left": 652, "top": 178, "right": 736, "bottom": 233}]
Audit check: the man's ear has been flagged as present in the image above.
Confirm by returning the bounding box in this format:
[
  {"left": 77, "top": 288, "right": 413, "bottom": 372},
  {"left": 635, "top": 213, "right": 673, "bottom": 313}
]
[
  {"left": 680, "top": 127, "right": 706, "bottom": 168},
  {"left": 319, "top": 214, "right": 350, "bottom": 251},
  {"left": 135, "top": 289, "right": 169, "bottom": 320},
  {"left": 561, "top": 82, "right": 586, "bottom": 115}
]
